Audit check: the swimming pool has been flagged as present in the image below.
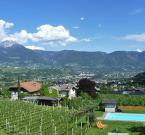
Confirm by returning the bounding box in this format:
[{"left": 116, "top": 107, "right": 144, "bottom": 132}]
[{"left": 105, "top": 113, "right": 145, "bottom": 122}]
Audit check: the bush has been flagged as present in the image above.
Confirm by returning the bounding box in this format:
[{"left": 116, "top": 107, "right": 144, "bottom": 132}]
[
  {"left": 111, "top": 128, "right": 124, "bottom": 133},
  {"left": 40, "top": 81, "right": 58, "bottom": 97},
  {"left": 101, "top": 94, "right": 145, "bottom": 106}
]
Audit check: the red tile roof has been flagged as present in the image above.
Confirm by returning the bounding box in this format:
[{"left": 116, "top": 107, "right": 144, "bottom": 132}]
[{"left": 19, "top": 81, "right": 41, "bottom": 92}]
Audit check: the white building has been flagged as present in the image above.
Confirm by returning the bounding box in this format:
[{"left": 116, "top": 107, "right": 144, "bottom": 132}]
[
  {"left": 68, "top": 88, "right": 76, "bottom": 99},
  {"left": 102, "top": 99, "right": 117, "bottom": 112},
  {"left": 11, "top": 91, "right": 18, "bottom": 100},
  {"left": 52, "top": 84, "right": 76, "bottom": 98}
]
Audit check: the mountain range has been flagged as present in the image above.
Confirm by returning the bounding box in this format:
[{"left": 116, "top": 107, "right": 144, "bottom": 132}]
[{"left": 0, "top": 40, "right": 145, "bottom": 72}]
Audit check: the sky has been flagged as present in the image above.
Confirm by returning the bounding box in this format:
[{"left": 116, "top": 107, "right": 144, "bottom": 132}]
[{"left": 0, "top": 0, "right": 145, "bottom": 52}]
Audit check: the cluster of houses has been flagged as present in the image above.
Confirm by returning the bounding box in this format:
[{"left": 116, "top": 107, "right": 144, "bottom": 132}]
[
  {"left": 96, "top": 79, "right": 145, "bottom": 95},
  {"left": 9, "top": 80, "right": 119, "bottom": 112},
  {"left": 9, "top": 81, "right": 76, "bottom": 105},
  {"left": 113, "top": 87, "right": 145, "bottom": 95}
]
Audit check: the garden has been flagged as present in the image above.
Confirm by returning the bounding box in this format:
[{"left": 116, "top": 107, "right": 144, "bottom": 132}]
[{"left": 86, "top": 120, "right": 145, "bottom": 135}]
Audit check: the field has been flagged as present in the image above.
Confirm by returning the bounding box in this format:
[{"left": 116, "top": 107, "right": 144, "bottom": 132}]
[{"left": 0, "top": 99, "right": 89, "bottom": 135}]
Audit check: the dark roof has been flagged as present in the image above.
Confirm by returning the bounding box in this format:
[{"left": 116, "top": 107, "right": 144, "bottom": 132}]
[
  {"left": 23, "top": 96, "right": 61, "bottom": 101},
  {"left": 102, "top": 99, "right": 117, "bottom": 104}
]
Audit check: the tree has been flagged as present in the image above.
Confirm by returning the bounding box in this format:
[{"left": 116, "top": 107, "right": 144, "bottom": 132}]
[
  {"left": 100, "top": 85, "right": 111, "bottom": 94},
  {"left": 76, "top": 78, "right": 97, "bottom": 98},
  {"left": 0, "top": 87, "right": 10, "bottom": 98},
  {"left": 40, "top": 81, "right": 58, "bottom": 97}
]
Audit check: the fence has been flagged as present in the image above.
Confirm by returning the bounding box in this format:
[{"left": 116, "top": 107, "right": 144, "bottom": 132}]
[{"left": 118, "top": 106, "right": 145, "bottom": 110}]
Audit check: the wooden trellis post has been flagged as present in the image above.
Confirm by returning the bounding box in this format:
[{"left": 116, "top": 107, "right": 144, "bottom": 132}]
[
  {"left": 54, "top": 126, "right": 57, "bottom": 135},
  {"left": 71, "top": 128, "right": 74, "bottom": 135},
  {"left": 81, "top": 121, "right": 83, "bottom": 135}
]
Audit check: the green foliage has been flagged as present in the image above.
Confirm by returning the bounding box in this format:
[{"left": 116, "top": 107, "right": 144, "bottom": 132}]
[
  {"left": 0, "top": 99, "right": 88, "bottom": 135},
  {"left": 133, "top": 71, "right": 145, "bottom": 85},
  {"left": 50, "top": 88, "right": 59, "bottom": 98},
  {"left": 80, "top": 92, "right": 92, "bottom": 100},
  {"left": 111, "top": 128, "right": 123, "bottom": 133},
  {"left": 40, "top": 81, "right": 58, "bottom": 97},
  {"left": 62, "top": 93, "right": 100, "bottom": 111},
  {"left": 101, "top": 94, "right": 145, "bottom": 106},
  {"left": 86, "top": 112, "right": 95, "bottom": 126},
  {"left": 100, "top": 85, "right": 112, "bottom": 94},
  {"left": 86, "top": 121, "right": 144, "bottom": 135},
  {"left": 18, "top": 92, "right": 31, "bottom": 99},
  {"left": 0, "top": 84, "right": 10, "bottom": 98},
  {"left": 76, "top": 78, "right": 97, "bottom": 98}
]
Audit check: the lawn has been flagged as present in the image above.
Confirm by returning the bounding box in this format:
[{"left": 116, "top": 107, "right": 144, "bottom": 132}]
[
  {"left": 85, "top": 120, "right": 145, "bottom": 135},
  {"left": 95, "top": 111, "right": 104, "bottom": 117}
]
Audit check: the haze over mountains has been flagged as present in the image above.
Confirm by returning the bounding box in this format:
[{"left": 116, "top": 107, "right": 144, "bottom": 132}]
[{"left": 0, "top": 40, "right": 145, "bottom": 72}]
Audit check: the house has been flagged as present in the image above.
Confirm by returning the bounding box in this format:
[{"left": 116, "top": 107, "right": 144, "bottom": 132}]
[
  {"left": 58, "top": 84, "right": 71, "bottom": 97},
  {"left": 102, "top": 99, "right": 117, "bottom": 112},
  {"left": 51, "top": 83, "right": 76, "bottom": 98},
  {"left": 23, "top": 96, "right": 62, "bottom": 106},
  {"left": 51, "top": 85, "right": 68, "bottom": 97},
  {"left": 114, "top": 88, "right": 145, "bottom": 95},
  {"left": 9, "top": 81, "right": 41, "bottom": 100},
  {"left": 68, "top": 87, "right": 76, "bottom": 99}
]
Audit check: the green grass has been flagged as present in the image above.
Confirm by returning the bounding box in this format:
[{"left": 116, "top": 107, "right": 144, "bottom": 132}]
[
  {"left": 95, "top": 111, "right": 104, "bottom": 117},
  {"left": 86, "top": 120, "right": 145, "bottom": 135},
  {"left": 0, "top": 129, "right": 7, "bottom": 135}
]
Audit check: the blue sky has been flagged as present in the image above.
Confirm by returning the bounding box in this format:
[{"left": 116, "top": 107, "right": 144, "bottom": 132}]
[{"left": 0, "top": 0, "right": 145, "bottom": 52}]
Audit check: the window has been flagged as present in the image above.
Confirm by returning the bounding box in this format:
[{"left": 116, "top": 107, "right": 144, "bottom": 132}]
[{"left": 105, "top": 103, "right": 115, "bottom": 108}]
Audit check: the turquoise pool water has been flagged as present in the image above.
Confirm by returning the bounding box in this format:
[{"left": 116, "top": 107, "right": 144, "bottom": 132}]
[{"left": 105, "top": 113, "right": 145, "bottom": 122}]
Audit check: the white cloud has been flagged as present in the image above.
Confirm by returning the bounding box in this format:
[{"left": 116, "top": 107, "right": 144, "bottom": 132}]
[
  {"left": 3, "top": 30, "right": 34, "bottom": 43},
  {"left": 123, "top": 33, "right": 145, "bottom": 42},
  {"left": 0, "top": 19, "right": 14, "bottom": 41},
  {"left": 32, "top": 25, "right": 77, "bottom": 45},
  {"left": 80, "top": 17, "right": 85, "bottom": 21},
  {"left": 0, "top": 19, "right": 14, "bottom": 30},
  {"left": 25, "top": 45, "right": 45, "bottom": 50},
  {"left": 0, "top": 19, "right": 77, "bottom": 47},
  {"left": 136, "top": 48, "right": 142, "bottom": 52},
  {"left": 130, "top": 8, "right": 144, "bottom": 15}
]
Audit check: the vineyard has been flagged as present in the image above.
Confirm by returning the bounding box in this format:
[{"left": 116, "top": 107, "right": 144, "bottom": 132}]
[{"left": 0, "top": 99, "right": 90, "bottom": 135}]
